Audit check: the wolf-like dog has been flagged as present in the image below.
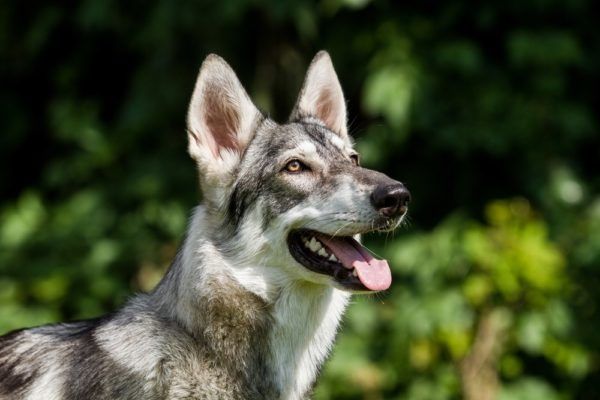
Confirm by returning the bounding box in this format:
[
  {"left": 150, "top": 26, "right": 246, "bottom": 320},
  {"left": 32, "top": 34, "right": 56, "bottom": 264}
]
[{"left": 0, "top": 51, "right": 410, "bottom": 400}]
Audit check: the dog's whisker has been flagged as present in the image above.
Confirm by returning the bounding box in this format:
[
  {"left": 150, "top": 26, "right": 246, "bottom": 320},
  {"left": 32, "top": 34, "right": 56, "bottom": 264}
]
[{"left": 330, "top": 221, "right": 355, "bottom": 239}]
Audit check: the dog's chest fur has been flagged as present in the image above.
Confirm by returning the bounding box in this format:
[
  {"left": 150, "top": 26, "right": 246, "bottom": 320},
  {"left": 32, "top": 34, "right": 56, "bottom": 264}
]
[
  {"left": 156, "top": 285, "right": 275, "bottom": 400},
  {"left": 162, "top": 282, "right": 348, "bottom": 400},
  {"left": 160, "top": 272, "right": 349, "bottom": 399}
]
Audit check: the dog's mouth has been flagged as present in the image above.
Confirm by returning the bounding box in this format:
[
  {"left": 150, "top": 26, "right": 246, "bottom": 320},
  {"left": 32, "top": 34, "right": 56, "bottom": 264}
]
[{"left": 287, "top": 229, "right": 392, "bottom": 292}]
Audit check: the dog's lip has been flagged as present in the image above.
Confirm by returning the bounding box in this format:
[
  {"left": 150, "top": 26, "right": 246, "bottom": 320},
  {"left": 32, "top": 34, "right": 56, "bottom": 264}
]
[
  {"left": 309, "top": 217, "right": 403, "bottom": 237},
  {"left": 287, "top": 228, "right": 391, "bottom": 292}
]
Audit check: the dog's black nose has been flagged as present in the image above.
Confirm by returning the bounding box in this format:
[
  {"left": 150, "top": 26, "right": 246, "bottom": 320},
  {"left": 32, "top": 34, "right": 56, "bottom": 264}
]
[{"left": 371, "top": 183, "right": 411, "bottom": 217}]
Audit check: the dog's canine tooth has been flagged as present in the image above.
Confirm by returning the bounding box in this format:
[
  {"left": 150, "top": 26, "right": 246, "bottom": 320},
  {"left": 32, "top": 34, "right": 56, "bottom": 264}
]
[{"left": 352, "top": 269, "right": 358, "bottom": 277}]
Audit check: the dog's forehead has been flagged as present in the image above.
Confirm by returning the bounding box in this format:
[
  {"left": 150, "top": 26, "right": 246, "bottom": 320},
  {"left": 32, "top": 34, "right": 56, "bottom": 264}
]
[{"left": 253, "top": 121, "right": 351, "bottom": 157}]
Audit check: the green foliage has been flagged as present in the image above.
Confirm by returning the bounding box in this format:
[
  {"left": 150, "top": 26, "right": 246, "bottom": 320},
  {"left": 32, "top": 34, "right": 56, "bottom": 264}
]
[{"left": 1, "top": 0, "right": 599, "bottom": 398}]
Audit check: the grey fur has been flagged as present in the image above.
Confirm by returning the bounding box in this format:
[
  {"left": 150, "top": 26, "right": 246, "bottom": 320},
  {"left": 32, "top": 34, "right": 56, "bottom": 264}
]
[{"left": 0, "top": 52, "right": 408, "bottom": 400}]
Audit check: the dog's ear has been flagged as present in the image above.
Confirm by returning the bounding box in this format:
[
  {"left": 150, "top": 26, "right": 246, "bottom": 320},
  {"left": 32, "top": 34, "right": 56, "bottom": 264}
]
[
  {"left": 187, "top": 54, "right": 261, "bottom": 180},
  {"left": 289, "top": 51, "right": 348, "bottom": 139}
]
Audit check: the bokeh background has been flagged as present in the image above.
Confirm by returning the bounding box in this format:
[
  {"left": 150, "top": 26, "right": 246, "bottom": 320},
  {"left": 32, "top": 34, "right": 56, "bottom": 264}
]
[{"left": 1, "top": 1, "right": 599, "bottom": 399}]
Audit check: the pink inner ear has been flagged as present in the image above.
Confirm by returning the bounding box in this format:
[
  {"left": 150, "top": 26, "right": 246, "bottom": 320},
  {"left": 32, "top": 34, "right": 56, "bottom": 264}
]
[
  {"left": 203, "top": 88, "right": 240, "bottom": 157},
  {"left": 316, "top": 87, "right": 340, "bottom": 133}
]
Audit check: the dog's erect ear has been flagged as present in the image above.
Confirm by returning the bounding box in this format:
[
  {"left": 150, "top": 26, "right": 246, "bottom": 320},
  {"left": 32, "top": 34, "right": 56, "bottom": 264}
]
[
  {"left": 187, "top": 54, "right": 261, "bottom": 177},
  {"left": 289, "top": 51, "right": 348, "bottom": 139}
]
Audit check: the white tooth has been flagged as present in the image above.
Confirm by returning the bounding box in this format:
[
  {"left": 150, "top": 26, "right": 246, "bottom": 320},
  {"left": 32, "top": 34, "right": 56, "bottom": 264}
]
[
  {"left": 309, "top": 238, "right": 322, "bottom": 252},
  {"left": 329, "top": 254, "right": 338, "bottom": 262},
  {"left": 352, "top": 269, "right": 358, "bottom": 277},
  {"left": 318, "top": 248, "right": 328, "bottom": 257}
]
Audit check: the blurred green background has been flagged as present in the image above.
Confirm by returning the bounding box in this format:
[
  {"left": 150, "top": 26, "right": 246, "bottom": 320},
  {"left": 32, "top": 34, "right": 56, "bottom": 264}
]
[{"left": 1, "top": 0, "right": 599, "bottom": 399}]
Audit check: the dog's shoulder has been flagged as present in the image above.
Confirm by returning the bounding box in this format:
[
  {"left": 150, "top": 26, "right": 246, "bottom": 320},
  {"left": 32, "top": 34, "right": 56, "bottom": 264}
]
[
  {"left": 0, "top": 327, "right": 38, "bottom": 397},
  {"left": 0, "top": 317, "right": 107, "bottom": 399},
  {"left": 0, "top": 303, "right": 178, "bottom": 399}
]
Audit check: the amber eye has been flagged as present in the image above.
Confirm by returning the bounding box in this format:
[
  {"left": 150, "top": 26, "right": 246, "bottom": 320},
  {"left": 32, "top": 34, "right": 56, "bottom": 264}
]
[
  {"left": 284, "top": 159, "right": 306, "bottom": 173},
  {"left": 350, "top": 154, "right": 360, "bottom": 166}
]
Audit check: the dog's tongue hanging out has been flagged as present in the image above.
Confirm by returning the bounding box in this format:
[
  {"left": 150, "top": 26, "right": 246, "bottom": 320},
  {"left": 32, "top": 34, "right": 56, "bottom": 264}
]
[{"left": 318, "top": 235, "right": 392, "bottom": 291}]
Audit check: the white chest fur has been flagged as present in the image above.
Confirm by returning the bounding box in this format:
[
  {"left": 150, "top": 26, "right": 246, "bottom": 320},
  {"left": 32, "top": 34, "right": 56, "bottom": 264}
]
[{"left": 268, "top": 284, "right": 349, "bottom": 399}]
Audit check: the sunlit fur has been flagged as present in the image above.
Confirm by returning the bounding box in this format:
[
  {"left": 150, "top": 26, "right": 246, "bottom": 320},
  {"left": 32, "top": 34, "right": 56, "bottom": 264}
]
[{"left": 0, "top": 51, "right": 407, "bottom": 400}]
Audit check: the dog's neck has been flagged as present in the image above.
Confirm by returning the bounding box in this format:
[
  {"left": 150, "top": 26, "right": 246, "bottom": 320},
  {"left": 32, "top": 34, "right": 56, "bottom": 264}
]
[
  {"left": 269, "top": 281, "right": 349, "bottom": 398},
  {"left": 152, "top": 207, "right": 350, "bottom": 399}
]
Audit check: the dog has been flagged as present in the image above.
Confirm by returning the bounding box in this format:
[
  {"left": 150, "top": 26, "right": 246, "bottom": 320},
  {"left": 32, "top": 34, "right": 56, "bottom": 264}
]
[{"left": 0, "top": 51, "right": 410, "bottom": 400}]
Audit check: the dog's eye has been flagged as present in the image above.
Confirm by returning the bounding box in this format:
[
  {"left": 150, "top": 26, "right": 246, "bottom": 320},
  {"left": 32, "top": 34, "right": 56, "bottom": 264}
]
[
  {"left": 284, "top": 159, "right": 307, "bottom": 173},
  {"left": 350, "top": 154, "right": 360, "bottom": 166}
]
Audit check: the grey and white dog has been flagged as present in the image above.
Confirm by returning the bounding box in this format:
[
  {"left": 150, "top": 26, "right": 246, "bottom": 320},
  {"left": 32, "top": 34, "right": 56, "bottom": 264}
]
[{"left": 0, "top": 51, "right": 410, "bottom": 400}]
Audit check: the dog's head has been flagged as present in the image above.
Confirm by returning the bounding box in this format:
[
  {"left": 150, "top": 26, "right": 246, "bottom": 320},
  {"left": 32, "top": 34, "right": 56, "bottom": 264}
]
[{"left": 186, "top": 51, "right": 410, "bottom": 293}]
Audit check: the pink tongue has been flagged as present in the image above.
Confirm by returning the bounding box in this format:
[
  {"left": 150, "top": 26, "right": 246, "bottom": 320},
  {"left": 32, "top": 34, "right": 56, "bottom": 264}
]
[{"left": 318, "top": 235, "right": 392, "bottom": 291}]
